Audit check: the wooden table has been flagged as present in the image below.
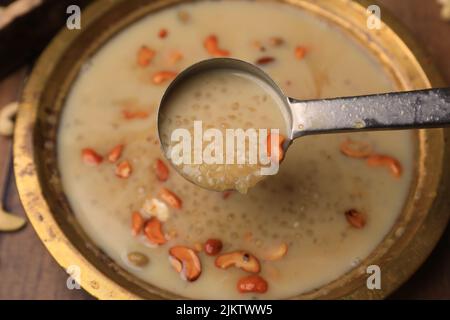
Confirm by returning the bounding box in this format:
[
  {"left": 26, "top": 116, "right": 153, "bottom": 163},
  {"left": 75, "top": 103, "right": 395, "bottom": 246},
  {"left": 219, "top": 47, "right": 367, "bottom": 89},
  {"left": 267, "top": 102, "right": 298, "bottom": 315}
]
[{"left": 0, "top": 0, "right": 449, "bottom": 299}]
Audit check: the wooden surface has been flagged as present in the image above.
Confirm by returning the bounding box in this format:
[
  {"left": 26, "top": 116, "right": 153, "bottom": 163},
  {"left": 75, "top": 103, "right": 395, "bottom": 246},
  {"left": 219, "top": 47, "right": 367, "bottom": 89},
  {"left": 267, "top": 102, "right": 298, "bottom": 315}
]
[{"left": 0, "top": 0, "right": 449, "bottom": 300}]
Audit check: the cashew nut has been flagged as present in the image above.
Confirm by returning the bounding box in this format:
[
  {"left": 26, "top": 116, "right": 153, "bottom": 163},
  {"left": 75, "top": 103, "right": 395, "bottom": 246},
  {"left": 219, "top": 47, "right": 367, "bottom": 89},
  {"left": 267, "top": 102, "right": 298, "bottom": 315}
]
[
  {"left": 438, "top": 0, "right": 450, "bottom": 21},
  {"left": 0, "top": 102, "right": 19, "bottom": 137}
]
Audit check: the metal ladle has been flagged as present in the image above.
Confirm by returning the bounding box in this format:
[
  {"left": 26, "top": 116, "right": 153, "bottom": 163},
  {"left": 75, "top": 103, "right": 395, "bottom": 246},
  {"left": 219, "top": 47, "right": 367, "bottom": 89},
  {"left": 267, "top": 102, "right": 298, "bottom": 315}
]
[{"left": 157, "top": 58, "right": 450, "bottom": 190}]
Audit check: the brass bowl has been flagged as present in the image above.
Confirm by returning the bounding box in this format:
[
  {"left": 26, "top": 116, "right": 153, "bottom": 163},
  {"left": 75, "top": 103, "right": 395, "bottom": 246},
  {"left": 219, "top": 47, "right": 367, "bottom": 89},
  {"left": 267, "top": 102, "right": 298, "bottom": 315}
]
[{"left": 14, "top": 0, "right": 450, "bottom": 299}]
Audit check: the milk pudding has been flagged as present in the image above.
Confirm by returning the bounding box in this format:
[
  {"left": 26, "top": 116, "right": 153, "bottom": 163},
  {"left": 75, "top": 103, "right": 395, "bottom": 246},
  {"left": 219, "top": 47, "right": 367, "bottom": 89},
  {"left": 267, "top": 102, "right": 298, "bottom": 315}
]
[
  {"left": 159, "top": 68, "right": 288, "bottom": 193},
  {"left": 58, "top": 0, "right": 414, "bottom": 299}
]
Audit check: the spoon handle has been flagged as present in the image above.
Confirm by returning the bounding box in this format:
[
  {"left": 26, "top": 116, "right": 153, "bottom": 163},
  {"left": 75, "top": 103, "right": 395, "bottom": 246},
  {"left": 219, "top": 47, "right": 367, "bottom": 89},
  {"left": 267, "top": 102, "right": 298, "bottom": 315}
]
[{"left": 289, "top": 88, "right": 450, "bottom": 139}]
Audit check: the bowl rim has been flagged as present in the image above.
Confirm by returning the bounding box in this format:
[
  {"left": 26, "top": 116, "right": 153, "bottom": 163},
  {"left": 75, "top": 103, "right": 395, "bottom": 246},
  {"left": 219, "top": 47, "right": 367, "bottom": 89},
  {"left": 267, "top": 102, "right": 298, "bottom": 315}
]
[{"left": 13, "top": 0, "right": 450, "bottom": 300}]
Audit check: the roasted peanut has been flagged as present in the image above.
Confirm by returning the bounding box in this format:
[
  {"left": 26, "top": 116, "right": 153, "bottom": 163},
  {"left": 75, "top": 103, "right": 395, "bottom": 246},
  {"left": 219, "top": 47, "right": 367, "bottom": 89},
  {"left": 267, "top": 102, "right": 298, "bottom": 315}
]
[
  {"left": 82, "top": 148, "right": 103, "bottom": 166},
  {"left": 137, "top": 46, "right": 155, "bottom": 67},
  {"left": 107, "top": 144, "right": 124, "bottom": 163},
  {"left": 115, "top": 160, "right": 132, "bottom": 179},
  {"left": 222, "top": 191, "right": 232, "bottom": 200},
  {"left": 155, "top": 159, "right": 170, "bottom": 182},
  {"left": 131, "top": 211, "right": 144, "bottom": 236},
  {"left": 204, "top": 239, "right": 223, "bottom": 256},
  {"left": 159, "top": 188, "right": 182, "bottom": 209},
  {"left": 168, "top": 51, "right": 183, "bottom": 65},
  {"left": 122, "top": 110, "right": 149, "bottom": 119},
  {"left": 256, "top": 56, "right": 275, "bottom": 65},
  {"left": 345, "top": 209, "right": 366, "bottom": 229},
  {"left": 152, "top": 71, "right": 178, "bottom": 84},
  {"left": 237, "top": 275, "right": 268, "bottom": 294},
  {"left": 158, "top": 28, "right": 168, "bottom": 38},
  {"left": 295, "top": 46, "right": 307, "bottom": 60}
]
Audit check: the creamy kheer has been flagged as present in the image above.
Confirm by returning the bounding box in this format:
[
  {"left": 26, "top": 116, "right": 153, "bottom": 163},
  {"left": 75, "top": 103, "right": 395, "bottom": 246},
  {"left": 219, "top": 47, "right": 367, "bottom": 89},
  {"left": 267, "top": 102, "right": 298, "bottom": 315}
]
[
  {"left": 159, "top": 69, "right": 288, "bottom": 193},
  {"left": 58, "top": 0, "right": 414, "bottom": 299}
]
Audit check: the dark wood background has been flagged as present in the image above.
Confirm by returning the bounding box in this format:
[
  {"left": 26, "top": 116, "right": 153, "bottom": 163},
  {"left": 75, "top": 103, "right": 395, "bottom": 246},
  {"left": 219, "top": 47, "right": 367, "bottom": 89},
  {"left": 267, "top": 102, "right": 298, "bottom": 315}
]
[{"left": 0, "top": 0, "right": 449, "bottom": 299}]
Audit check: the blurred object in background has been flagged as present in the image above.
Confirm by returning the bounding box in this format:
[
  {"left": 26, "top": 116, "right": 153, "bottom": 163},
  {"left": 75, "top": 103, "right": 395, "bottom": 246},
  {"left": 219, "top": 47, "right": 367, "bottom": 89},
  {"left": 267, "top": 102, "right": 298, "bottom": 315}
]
[
  {"left": 0, "top": 0, "right": 92, "bottom": 80},
  {"left": 437, "top": 0, "right": 450, "bottom": 21},
  {"left": 0, "top": 0, "right": 43, "bottom": 29}
]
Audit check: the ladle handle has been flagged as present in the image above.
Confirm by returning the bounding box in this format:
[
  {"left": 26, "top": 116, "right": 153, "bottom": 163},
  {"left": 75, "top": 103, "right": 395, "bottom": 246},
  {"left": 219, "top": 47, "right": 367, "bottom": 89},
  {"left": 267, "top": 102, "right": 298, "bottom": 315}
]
[{"left": 289, "top": 88, "right": 450, "bottom": 139}]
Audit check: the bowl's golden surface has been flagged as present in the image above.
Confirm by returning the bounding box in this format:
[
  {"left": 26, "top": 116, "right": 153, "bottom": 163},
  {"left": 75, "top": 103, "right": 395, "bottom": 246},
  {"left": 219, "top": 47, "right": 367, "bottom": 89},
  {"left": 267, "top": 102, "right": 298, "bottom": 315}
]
[{"left": 13, "top": 0, "right": 450, "bottom": 299}]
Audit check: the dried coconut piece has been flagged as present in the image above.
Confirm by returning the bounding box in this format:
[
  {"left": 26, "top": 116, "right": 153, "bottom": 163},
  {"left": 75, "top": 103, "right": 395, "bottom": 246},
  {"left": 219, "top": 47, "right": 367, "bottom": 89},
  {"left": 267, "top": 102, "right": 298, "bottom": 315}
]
[{"left": 141, "top": 197, "right": 170, "bottom": 222}]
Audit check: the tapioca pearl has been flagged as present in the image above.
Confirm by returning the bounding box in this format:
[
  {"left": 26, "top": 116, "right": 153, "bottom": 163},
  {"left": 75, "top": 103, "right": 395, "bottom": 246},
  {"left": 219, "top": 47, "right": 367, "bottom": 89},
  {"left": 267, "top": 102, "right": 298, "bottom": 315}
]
[
  {"left": 230, "top": 231, "right": 239, "bottom": 238},
  {"left": 306, "top": 229, "right": 314, "bottom": 238},
  {"left": 194, "top": 226, "right": 204, "bottom": 235},
  {"left": 194, "top": 91, "right": 203, "bottom": 98},
  {"left": 279, "top": 220, "right": 289, "bottom": 228}
]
